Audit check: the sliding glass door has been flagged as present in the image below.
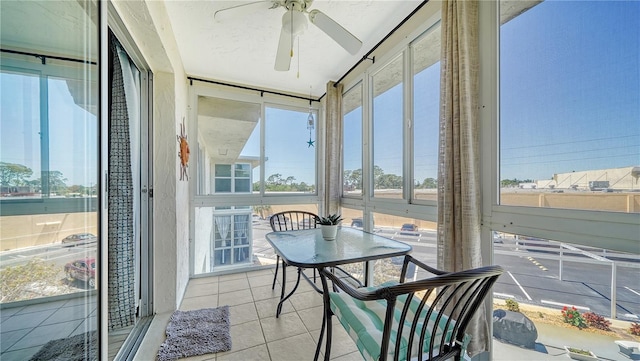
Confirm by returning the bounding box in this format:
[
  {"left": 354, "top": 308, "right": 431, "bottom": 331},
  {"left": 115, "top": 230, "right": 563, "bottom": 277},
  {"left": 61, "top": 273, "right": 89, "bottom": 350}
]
[
  {"left": 0, "top": 1, "right": 99, "bottom": 360},
  {"left": 1, "top": 3, "right": 154, "bottom": 360}
]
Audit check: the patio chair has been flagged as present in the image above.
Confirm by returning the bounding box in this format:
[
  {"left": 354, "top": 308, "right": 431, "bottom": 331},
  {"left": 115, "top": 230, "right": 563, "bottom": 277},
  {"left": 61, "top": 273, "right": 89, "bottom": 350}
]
[
  {"left": 269, "top": 210, "right": 319, "bottom": 290},
  {"left": 315, "top": 255, "right": 503, "bottom": 361}
]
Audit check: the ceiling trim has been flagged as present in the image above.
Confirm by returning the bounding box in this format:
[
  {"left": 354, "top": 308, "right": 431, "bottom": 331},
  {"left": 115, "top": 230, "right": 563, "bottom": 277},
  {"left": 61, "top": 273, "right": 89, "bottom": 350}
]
[
  {"left": 188, "top": 76, "right": 321, "bottom": 103},
  {"left": 332, "top": 0, "right": 429, "bottom": 89},
  {"left": 0, "top": 48, "right": 96, "bottom": 65}
]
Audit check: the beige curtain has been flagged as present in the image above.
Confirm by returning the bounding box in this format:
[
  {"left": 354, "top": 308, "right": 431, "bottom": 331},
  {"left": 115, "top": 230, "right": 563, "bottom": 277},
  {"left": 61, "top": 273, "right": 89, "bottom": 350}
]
[
  {"left": 324, "top": 81, "right": 344, "bottom": 215},
  {"left": 437, "top": 0, "right": 487, "bottom": 356}
]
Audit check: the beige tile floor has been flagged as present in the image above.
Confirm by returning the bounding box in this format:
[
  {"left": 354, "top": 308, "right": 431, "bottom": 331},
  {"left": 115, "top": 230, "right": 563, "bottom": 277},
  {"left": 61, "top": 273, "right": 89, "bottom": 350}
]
[
  {"left": 135, "top": 268, "right": 362, "bottom": 361},
  {"left": 2, "top": 267, "right": 628, "bottom": 361},
  {"left": 134, "top": 268, "right": 631, "bottom": 361}
]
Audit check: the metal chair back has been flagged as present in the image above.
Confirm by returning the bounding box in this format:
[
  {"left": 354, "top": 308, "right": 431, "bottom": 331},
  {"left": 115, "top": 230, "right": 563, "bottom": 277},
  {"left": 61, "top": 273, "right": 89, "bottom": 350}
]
[
  {"left": 317, "top": 257, "right": 504, "bottom": 361},
  {"left": 270, "top": 210, "right": 319, "bottom": 231}
]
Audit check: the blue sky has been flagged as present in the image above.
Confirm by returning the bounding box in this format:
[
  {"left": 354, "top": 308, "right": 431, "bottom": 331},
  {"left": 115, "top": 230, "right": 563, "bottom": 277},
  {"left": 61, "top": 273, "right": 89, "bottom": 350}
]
[
  {"left": 500, "top": 0, "right": 640, "bottom": 180},
  {"left": 1, "top": 74, "right": 97, "bottom": 187},
  {"left": 343, "top": 0, "right": 639, "bottom": 183},
  {"left": 241, "top": 106, "right": 318, "bottom": 185}
]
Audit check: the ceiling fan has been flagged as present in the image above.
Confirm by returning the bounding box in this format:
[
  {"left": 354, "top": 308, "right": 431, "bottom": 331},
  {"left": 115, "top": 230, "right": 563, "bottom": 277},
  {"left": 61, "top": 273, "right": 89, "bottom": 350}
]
[{"left": 214, "top": 0, "right": 363, "bottom": 71}]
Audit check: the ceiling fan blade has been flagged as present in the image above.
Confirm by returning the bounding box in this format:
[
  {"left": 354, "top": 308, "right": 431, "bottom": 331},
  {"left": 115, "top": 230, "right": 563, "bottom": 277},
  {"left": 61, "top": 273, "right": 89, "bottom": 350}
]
[
  {"left": 275, "top": 27, "right": 293, "bottom": 71},
  {"left": 308, "top": 9, "right": 362, "bottom": 55},
  {"left": 214, "top": 1, "right": 272, "bottom": 22}
]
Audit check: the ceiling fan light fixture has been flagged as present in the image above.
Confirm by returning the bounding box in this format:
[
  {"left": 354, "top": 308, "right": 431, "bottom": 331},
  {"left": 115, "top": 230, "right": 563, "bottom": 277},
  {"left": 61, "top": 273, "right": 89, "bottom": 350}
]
[{"left": 282, "top": 9, "right": 307, "bottom": 35}]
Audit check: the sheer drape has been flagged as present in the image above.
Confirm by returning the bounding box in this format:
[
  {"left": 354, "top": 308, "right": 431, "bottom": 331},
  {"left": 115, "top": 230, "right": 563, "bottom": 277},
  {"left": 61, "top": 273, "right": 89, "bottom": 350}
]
[
  {"left": 437, "top": 0, "right": 487, "bottom": 355},
  {"left": 324, "top": 81, "right": 343, "bottom": 215},
  {"left": 235, "top": 214, "right": 249, "bottom": 239},
  {"left": 235, "top": 214, "right": 250, "bottom": 261},
  {"left": 215, "top": 216, "right": 231, "bottom": 263},
  {"left": 108, "top": 36, "right": 136, "bottom": 329},
  {"left": 216, "top": 216, "right": 231, "bottom": 241},
  {"left": 116, "top": 39, "right": 141, "bottom": 312}
]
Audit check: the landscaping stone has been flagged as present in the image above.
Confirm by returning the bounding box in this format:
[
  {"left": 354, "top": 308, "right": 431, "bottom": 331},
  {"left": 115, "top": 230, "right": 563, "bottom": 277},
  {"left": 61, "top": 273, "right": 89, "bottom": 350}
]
[{"left": 493, "top": 309, "right": 538, "bottom": 349}]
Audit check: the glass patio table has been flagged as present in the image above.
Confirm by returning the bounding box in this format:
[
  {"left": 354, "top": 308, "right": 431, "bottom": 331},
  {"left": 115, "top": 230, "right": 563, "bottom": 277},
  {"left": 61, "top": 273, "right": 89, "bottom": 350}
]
[{"left": 265, "top": 226, "right": 412, "bottom": 317}]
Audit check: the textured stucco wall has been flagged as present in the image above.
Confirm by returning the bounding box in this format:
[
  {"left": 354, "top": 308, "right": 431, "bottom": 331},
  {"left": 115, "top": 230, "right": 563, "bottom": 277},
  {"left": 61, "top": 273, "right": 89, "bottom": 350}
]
[
  {"left": 153, "top": 72, "right": 179, "bottom": 312},
  {"left": 113, "top": 0, "right": 190, "bottom": 313},
  {"left": 146, "top": 0, "right": 190, "bottom": 312}
]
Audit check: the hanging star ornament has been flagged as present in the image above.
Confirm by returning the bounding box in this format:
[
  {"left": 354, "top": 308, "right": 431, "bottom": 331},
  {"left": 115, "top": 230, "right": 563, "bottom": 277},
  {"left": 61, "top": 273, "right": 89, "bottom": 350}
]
[{"left": 307, "top": 138, "right": 315, "bottom": 147}]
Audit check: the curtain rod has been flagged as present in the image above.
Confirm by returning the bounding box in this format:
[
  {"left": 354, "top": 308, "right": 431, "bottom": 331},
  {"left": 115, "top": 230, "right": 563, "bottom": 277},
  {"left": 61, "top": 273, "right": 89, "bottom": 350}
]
[
  {"left": 332, "top": 0, "right": 429, "bottom": 88},
  {"left": 188, "top": 76, "right": 321, "bottom": 103},
  {"left": 1, "top": 48, "right": 97, "bottom": 65}
]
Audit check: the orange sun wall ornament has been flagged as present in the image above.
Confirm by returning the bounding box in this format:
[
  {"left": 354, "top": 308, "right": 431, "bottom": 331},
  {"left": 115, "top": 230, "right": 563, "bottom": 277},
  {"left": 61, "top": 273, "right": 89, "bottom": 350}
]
[{"left": 177, "top": 117, "right": 190, "bottom": 181}]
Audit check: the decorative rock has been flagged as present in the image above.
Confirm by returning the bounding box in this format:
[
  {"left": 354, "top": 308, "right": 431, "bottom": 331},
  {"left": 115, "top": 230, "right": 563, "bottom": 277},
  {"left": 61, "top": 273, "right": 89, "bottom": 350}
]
[
  {"left": 493, "top": 309, "right": 538, "bottom": 349},
  {"left": 615, "top": 340, "right": 640, "bottom": 358}
]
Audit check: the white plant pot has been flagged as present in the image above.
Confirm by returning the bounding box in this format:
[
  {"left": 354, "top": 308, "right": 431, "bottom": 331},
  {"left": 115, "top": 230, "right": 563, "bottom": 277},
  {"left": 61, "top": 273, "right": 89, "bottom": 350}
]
[
  {"left": 321, "top": 225, "right": 338, "bottom": 240},
  {"left": 564, "top": 346, "right": 598, "bottom": 361}
]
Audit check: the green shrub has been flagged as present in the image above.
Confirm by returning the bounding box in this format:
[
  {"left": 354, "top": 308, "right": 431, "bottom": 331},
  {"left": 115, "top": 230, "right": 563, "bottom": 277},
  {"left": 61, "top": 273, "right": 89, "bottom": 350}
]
[
  {"left": 561, "top": 306, "right": 587, "bottom": 329},
  {"left": 567, "top": 347, "right": 591, "bottom": 356},
  {"left": 505, "top": 298, "right": 520, "bottom": 312}
]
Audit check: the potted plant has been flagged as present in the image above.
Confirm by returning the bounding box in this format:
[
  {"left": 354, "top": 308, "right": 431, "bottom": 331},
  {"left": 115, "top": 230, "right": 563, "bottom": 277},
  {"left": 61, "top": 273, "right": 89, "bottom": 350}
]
[
  {"left": 563, "top": 346, "right": 598, "bottom": 361},
  {"left": 316, "top": 214, "right": 343, "bottom": 240}
]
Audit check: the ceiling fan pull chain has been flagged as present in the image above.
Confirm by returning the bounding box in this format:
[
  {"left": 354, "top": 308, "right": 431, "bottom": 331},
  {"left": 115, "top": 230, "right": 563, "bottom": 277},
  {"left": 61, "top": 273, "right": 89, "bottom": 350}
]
[
  {"left": 297, "top": 37, "right": 300, "bottom": 78},
  {"left": 290, "top": 9, "right": 294, "bottom": 58}
]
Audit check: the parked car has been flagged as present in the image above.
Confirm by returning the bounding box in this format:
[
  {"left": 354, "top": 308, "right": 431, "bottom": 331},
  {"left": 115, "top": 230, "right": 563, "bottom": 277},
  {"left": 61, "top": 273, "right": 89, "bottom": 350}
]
[
  {"left": 64, "top": 257, "right": 96, "bottom": 288},
  {"left": 400, "top": 223, "right": 418, "bottom": 235},
  {"left": 61, "top": 233, "right": 97, "bottom": 246},
  {"left": 351, "top": 218, "right": 363, "bottom": 228}
]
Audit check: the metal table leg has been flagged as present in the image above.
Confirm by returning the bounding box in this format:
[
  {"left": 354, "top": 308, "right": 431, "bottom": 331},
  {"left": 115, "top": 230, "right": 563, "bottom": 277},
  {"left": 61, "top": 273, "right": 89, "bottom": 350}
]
[{"left": 276, "top": 264, "right": 302, "bottom": 318}]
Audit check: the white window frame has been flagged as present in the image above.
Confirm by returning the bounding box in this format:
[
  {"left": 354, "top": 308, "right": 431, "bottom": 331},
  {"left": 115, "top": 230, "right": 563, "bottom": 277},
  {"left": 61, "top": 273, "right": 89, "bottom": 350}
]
[
  {"left": 188, "top": 83, "right": 323, "bottom": 276},
  {"left": 342, "top": 81, "right": 365, "bottom": 200},
  {"left": 340, "top": 3, "right": 442, "bottom": 225},
  {"left": 479, "top": 1, "right": 639, "bottom": 256}
]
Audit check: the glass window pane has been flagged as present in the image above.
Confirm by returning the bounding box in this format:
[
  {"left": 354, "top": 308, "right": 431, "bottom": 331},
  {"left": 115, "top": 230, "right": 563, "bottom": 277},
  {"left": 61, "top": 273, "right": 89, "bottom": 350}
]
[
  {"left": 215, "top": 179, "right": 231, "bottom": 192},
  {"left": 235, "top": 247, "right": 250, "bottom": 263},
  {"left": 492, "top": 230, "right": 639, "bottom": 341},
  {"left": 264, "top": 106, "right": 316, "bottom": 194},
  {"left": 234, "top": 179, "right": 250, "bottom": 192},
  {"left": 343, "top": 83, "right": 363, "bottom": 198},
  {"left": 194, "top": 203, "right": 318, "bottom": 275},
  {"left": 371, "top": 212, "right": 437, "bottom": 285},
  {"left": 48, "top": 77, "right": 97, "bottom": 198},
  {"left": 213, "top": 162, "right": 252, "bottom": 193},
  {"left": 235, "top": 163, "right": 250, "bottom": 178},
  {"left": 372, "top": 54, "right": 404, "bottom": 199},
  {"left": 1, "top": 1, "right": 99, "bottom": 359},
  {"left": 412, "top": 26, "right": 440, "bottom": 203},
  {"left": 1, "top": 70, "right": 41, "bottom": 198},
  {"left": 499, "top": 1, "right": 640, "bottom": 212},
  {"left": 197, "top": 96, "right": 261, "bottom": 195},
  {"left": 214, "top": 249, "right": 232, "bottom": 266},
  {"left": 341, "top": 208, "right": 364, "bottom": 230},
  {"left": 215, "top": 164, "right": 231, "bottom": 177},
  {"left": 337, "top": 207, "right": 365, "bottom": 284}
]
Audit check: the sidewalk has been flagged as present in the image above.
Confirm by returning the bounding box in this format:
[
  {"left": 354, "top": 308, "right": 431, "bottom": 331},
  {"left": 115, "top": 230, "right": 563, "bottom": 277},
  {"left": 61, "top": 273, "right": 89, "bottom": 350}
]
[{"left": 493, "top": 322, "right": 632, "bottom": 361}]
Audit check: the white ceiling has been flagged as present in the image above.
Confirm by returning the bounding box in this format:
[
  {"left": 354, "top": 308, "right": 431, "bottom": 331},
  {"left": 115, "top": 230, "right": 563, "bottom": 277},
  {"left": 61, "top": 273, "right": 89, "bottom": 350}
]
[
  {"left": 0, "top": 1, "right": 98, "bottom": 59},
  {"left": 163, "top": 1, "right": 423, "bottom": 98}
]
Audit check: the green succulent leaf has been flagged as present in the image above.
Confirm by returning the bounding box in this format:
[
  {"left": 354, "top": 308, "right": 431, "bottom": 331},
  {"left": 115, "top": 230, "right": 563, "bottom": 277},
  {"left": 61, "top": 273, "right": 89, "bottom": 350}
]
[{"left": 316, "top": 214, "right": 343, "bottom": 225}]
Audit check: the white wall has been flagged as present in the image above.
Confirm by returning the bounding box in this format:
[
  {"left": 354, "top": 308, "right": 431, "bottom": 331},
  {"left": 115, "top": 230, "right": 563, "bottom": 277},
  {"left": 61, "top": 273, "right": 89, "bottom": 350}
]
[
  {"left": 194, "top": 207, "right": 213, "bottom": 273},
  {"left": 112, "top": 0, "right": 190, "bottom": 313}
]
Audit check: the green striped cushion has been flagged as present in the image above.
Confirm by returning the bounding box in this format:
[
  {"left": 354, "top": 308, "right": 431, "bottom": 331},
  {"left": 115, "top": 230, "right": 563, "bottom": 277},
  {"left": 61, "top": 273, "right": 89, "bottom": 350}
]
[{"left": 329, "top": 282, "right": 470, "bottom": 361}]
